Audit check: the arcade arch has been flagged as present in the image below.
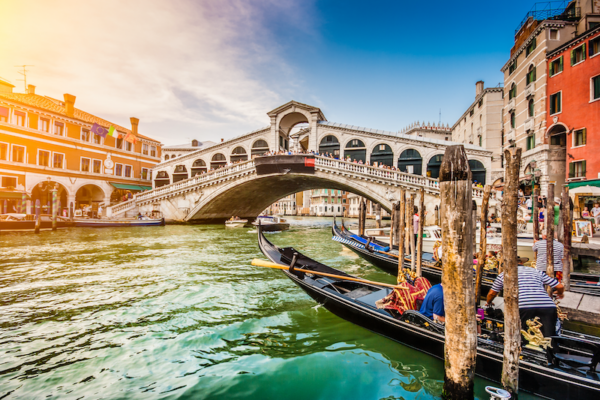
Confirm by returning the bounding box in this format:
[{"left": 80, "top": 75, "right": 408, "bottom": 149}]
[
  {"left": 76, "top": 184, "right": 105, "bottom": 215},
  {"left": 426, "top": 154, "right": 444, "bottom": 179},
  {"left": 468, "top": 160, "right": 486, "bottom": 185},
  {"left": 251, "top": 140, "right": 269, "bottom": 157},
  {"left": 211, "top": 153, "right": 227, "bottom": 170},
  {"left": 370, "top": 143, "right": 394, "bottom": 167},
  {"left": 31, "top": 180, "right": 68, "bottom": 215},
  {"left": 230, "top": 146, "right": 248, "bottom": 163},
  {"left": 155, "top": 171, "right": 170, "bottom": 188},
  {"left": 173, "top": 165, "right": 189, "bottom": 183},
  {"left": 344, "top": 139, "right": 366, "bottom": 162},
  {"left": 397, "top": 149, "right": 422, "bottom": 175},
  {"left": 191, "top": 159, "right": 207, "bottom": 176},
  {"left": 319, "top": 135, "right": 340, "bottom": 157}
]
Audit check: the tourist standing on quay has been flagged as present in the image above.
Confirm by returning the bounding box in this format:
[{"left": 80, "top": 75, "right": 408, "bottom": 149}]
[{"left": 533, "top": 233, "right": 564, "bottom": 281}]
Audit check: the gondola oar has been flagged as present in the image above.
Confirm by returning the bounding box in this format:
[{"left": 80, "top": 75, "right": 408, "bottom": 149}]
[{"left": 251, "top": 259, "right": 402, "bottom": 289}]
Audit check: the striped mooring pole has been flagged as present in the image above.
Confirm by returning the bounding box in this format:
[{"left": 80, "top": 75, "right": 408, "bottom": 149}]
[
  {"left": 21, "top": 192, "right": 26, "bottom": 213},
  {"left": 51, "top": 189, "right": 57, "bottom": 231},
  {"left": 3, "top": 200, "right": 6, "bottom": 214},
  {"left": 35, "top": 199, "right": 40, "bottom": 218}
]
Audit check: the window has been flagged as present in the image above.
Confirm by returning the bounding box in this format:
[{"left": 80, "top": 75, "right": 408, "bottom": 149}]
[
  {"left": 592, "top": 75, "right": 600, "bottom": 101},
  {"left": 124, "top": 165, "right": 132, "bottom": 178},
  {"left": 14, "top": 111, "right": 25, "bottom": 126},
  {"left": 12, "top": 145, "right": 25, "bottom": 162},
  {"left": 528, "top": 98, "right": 535, "bottom": 117},
  {"left": 509, "top": 83, "right": 516, "bottom": 99},
  {"left": 115, "top": 164, "right": 123, "bottom": 176},
  {"left": 116, "top": 138, "right": 123, "bottom": 149},
  {"left": 93, "top": 159, "right": 102, "bottom": 174},
  {"left": 81, "top": 157, "right": 91, "bottom": 172},
  {"left": 2, "top": 176, "right": 17, "bottom": 188},
  {"left": 478, "top": 99, "right": 483, "bottom": 108},
  {"left": 590, "top": 36, "right": 600, "bottom": 57},
  {"left": 526, "top": 65, "right": 536, "bottom": 85},
  {"left": 526, "top": 135, "right": 535, "bottom": 150},
  {"left": 549, "top": 29, "right": 558, "bottom": 40},
  {"left": 571, "top": 44, "right": 586, "bottom": 65},
  {"left": 53, "top": 122, "right": 64, "bottom": 135},
  {"left": 550, "top": 56, "right": 563, "bottom": 76},
  {"left": 550, "top": 92, "right": 562, "bottom": 115},
  {"left": 125, "top": 141, "right": 132, "bottom": 151},
  {"left": 93, "top": 133, "right": 102, "bottom": 145},
  {"left": 574, "top": 129, "right": 586, "bottom": 147},
  {"left": 550, "top": 134, "right": 566, "bottom": 146},
  {"left": 510, "top": 112, "right": 515, "bottom": 129},
  {"left": 379, "top": 144, "right": 385, "bottom": 151},
  {"left": 0, "top": 106, "right": 8, "bottom": 122},
  {"left": 40, "top": 118, "right": 49, "bottom": 132},
  {"left": 38, "top": 150, "right": 50, "bottom": 167},
  {"left": 479, "top": 136, "right": 482, "bottom": 147},
  {"left": 526, "top": 37, "right": 536, "bottom": 57},
  {"left": 142, "top": 143, "right": 149, "bottom": 155},
  {"left": 150, "top": 145, "right": 156, "bottom": 157},
  {"left": 569, "top": 161, "right": 586, "bottom": 179},
  {"left": 53, "top": 153, "right": 64, "bottom": 169},
  {"left": 509, "top": 60, "right": 517, "bottom": 74},
  {"left": 81, "top": 129, "right": 90, "bottom": 141},
  {"left": 0, "top": 143, "right": 7, "bottom": 160},
  {"left": 141, "top": 168, "right": 150, "bottom": 180},
  {"left": 591, "top": 22, "right": 600, "bottom": 30}
]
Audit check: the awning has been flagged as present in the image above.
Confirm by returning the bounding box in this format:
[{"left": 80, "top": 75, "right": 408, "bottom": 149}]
[
  {"left": 110, "top": 183, "right": 152, "bottom": 191},
  {"left": 0, "top": 190, "right": 30, "bottom": 200},
  {"left": 568, "top": 179, "right": 600, "bottom": 190}
]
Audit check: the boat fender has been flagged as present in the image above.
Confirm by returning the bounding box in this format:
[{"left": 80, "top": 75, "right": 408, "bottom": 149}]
[
  {"left": 485, "top": 386, "right": 511, "bottom": 399},
  {"left": 365, "top": 237, "right": 373, "bottom": 253}
]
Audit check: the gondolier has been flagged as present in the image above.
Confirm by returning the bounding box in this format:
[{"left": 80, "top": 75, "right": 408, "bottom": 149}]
[
  {"left": 532, "top": 233, "right": 564, "bottom": 281},
  {"left": 486, "top": 265, "right": 564, "bottom": 338}
]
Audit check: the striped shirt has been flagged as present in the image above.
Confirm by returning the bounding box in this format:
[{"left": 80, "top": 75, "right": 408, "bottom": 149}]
[
  {"left": 532, "top": 239, "right": 563, "bottom": 272},
  {"left": 491, "top": 266, "right": 559, "bottom": 309}
]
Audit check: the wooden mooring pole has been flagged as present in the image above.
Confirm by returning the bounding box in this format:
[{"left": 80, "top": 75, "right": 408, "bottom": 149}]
[
  {"left": 397, "top": 190, "right": 406, "bottom": 282},
  {"left": 416, "top": 187, "right": 425, "bottom": 277},
  {"left": 547, "top": 184, "right": 555, "bottom": 282},
  {"left": 393, "top": 202, "right": 400, "bottom": 247},
  {"left": 562, "top": 187, "right": 572, "bottom": 290},
  {"left": 502, "top": 147, "right": 522, "bottom": 399},
  {"left": 472, "top": 200, "right": 477, "bottom": 257},
  {"left": 475, "top": 185, "right": 492, "bottom": 306},
  {"left": 375, "top": 203, "right": 382, "bottom": 228},
  {"left": 409, "top": 193, "right": 416, "bottom": 272},
  {"left": 533, "top": 187, "right": 540, "bottom": 240},
  {"left": 358, "top": 199, "right": 366, "bottom": 237},
  {"left": 439, "top": 145, "right": 476, "bottom": 400}
]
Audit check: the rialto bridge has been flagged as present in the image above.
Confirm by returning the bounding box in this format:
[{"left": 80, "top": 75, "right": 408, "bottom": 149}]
[{"left": 106, "top": 101, "right": 495, "bottom": 222}]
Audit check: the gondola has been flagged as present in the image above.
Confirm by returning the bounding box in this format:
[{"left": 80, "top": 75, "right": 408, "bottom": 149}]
[
  {"left": 72, "top": 218, "right": 165, "bottom": 227},
  {"left": 257, "top": 225, "right": 600, "bottom": 399},
  {"left": 331, "top": 218, "right": 498, "bottom": 294}
]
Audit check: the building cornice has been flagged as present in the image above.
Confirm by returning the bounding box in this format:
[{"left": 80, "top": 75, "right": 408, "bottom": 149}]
[{"left": 547, "top": 25, "right": 600, "bottom": 59}]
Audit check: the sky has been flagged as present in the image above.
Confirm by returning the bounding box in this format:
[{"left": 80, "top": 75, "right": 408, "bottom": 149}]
[{"left": 0, "top": 0, "right": 538, "bottom": 145}]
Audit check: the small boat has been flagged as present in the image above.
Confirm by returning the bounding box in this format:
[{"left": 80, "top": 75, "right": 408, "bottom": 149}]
[
  {"left": 225, "top": 218, "right": 248, "bottom": 228},
  {"left": 252, "top": 215, "right": 290, "bottom": 232},
  {"left": 0, "top": 213, "right": 72, "bottom": 232},
  {"left": 257, "top": 225, "right": 600, "bottom": 399},
  {"left": 73, "top": 217, "right": 165, "bottom": 227}
]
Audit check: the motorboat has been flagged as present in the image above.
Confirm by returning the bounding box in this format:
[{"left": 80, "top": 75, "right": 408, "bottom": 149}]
[
  {"left": 225, "top": 218, "right": 248, "bottom": 228},
  {"left": 0, "top": 213, "right": 72, "bottom": 232},
  {"left": 252, "top": 215, "right": 290, "bottom": 232},
  {"left": 257, "top": 225, "right": 600, "bottom": 399}
]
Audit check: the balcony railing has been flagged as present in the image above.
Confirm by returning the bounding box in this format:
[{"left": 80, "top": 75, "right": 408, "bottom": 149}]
[{"left": 515, "top": 2, "right": 581, "bottom": 35}]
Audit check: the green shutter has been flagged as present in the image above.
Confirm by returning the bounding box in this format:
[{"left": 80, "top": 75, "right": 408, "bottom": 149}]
[
  {"left": 550, "top": 61, "right": 554, "bottom": 76},
  {"left": 533, "top": 66, "right": 536, "bottom": 81},
  {"left": 582, "top": 160, "right": 586, "bottom": 176},
  {"left": 583, "top": 128, "right": 587, "bottom": 145},
  {"left": 583, "top": 43, "right": 586, "bottom": 61},
  {"left": 569, "top": 162, "right": 575, "bottom": 178},
  {"left": 559, "top": 56, "right": 563, "bottom": 72},
  {"left": 557, "top": 92, "right": 562, "bottom": 113},
  {"left": 571, "top": 49, "right": 575, "bottom": 66},
  {"left": 594, "top": 76, "right": 600, "bottom": 100}
]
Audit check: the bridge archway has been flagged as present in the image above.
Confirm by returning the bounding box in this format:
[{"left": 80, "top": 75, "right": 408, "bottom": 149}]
[
  {"left": 154, "top": 171, "right": 170, "bottom": 188},
  {"left": 191, "top": 159, "right": 207, "bottom": 176},
  {"left": 231, "top": 146, "right": 248, "bottom": 163},
  {"left": 251, "top": 139, "right": 269, "bottom": 158},
  {"left": 211, "top": 153, "right": 227, "bottom": 170},
  {"left": 468, "top": 160, "right": 486, "bottom": 185},
  {"left": 173, "top": 165, "right": 189, "bottom": 183},
  {"left": 426, "top": 154, "right": 444, "bottom": 178},
  {"left": 344, "top": 139, "right": 366, "bottom": 162},
  {"left": 319, "top": 135, "right": 340, "bottom": 157},
  {"left": 397, "top": 149, "right": 422, "bottom": 175},
  {"left": 370, "top": 143, "right": 394, "bottom": 167}
]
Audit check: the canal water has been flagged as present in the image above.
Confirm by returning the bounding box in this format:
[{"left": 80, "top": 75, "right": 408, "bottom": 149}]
[{"left": 1, "top": 217, "right": 542, "bottom": 400}]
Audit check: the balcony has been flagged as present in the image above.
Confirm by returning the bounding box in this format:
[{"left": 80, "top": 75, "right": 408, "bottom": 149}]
[
  {"left": 507, "top": 98, "right": 516, "bottom": 111},
  {"left": 524, "top": 117, "right": 535, "bottom": 132},
  {"left": 515, "top": 2, "right": 581, "bottom": 36},
  {"left": 476, "top": 126, "right": 482, "bottom": 136},
  {"left": 525, "top": 82, "right": 536, "bottom": 98},
  {"left": 505, "top": 129, "right": 516, "bottom": 143}
]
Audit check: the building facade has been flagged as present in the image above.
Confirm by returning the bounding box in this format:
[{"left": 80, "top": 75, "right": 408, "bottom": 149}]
[
  {"left": 310, "top": 189, "right": 347, "bottom": 216},
  {"left": 162, "top": 140, "right": 216, "bottom": 163},
  {"left": 452, "top": 81, "right": 505, "bottom": 184},
  {"left": 0, "top": 79, "right": 162, "bottom": 215},
  {"left": 546, "top": 24, "right": 600, "bottom": 215}
]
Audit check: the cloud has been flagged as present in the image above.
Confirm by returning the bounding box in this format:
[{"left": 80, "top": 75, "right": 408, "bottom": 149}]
[{"left": 0, "top": 0, "right": 313, "bottom": 144}]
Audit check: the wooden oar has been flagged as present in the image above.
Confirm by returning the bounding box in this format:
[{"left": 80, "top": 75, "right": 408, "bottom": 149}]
[{"left": 251, "top": 259, "right": 401, "bottom": 289}]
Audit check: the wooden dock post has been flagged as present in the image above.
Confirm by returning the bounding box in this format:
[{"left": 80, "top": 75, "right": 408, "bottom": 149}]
[
  {"left": 397, "top": 190, "right": 406, "bottom": 282},
  {"left": 547, "top": 184, "right": 555, "bottom": 280},
  {"left": 472, "top": 200, "right": 477, "bottom": 258},
  {"left": 533, "top": 188, "right": 539, "bottom": 240},
  {"left": 409, "top": 193, "right": 416, "bottom": 272},
  {"left": 358, "top": 199, "right": 366, "bottom": 237},
  {"left": 562, "top": 187, "right": 572, "bottom": 290},
  {"left": 502, "top": 147, "right": 522, "bottom": 399},
  {"left": 392, "top": 202, "right": 400, "bottom": 247},
  {"left": 51, "top": 188, "right": 57, "bottom": 231},
  {"left": 375, "top": 203, "right": 382, "bottom": 228},
  {"left": 416, "top": 187, "right": 425, "bottom": 277},
  {"left": 475, "top": 185, "right": 492, "bottom": 306},
  {"left": 439, "top": 145, "right": 476, "bottom": 400}
]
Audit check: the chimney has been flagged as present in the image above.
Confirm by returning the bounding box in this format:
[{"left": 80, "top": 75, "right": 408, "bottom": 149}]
[
  {"left": 130, "top": 117, "right": 139, "bottom": 135},
  {"left": 63, "top": 93, "right": 76, "bottom": 117},
  {"left": 476, "top": 81, "right": 484, "bottom": 97},
  {"left": 27, "top": 85, "right": 36, "bottom": 95},
  {"left": 221, "top": 138, "right": 224, "bottom": 142}
]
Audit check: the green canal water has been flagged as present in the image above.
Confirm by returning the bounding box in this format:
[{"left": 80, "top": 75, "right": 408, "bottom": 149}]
[{"left": 0, "top": 217, "right": 543, "bottom": 400}]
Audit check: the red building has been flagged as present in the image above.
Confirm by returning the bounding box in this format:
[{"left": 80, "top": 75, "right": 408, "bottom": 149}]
[{"left": 546, "top": 25, "right": 600, "bottom": 216}]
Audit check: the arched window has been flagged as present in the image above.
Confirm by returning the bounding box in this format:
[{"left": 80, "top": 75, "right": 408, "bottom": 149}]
[
  {"left": 173, "top": 165, "right": 188, "bottom": 183},
  {"left": 164, "top": 155, "right": 170, "bottom": 160},
  {"left": 191, "top": 159, "right": 207, "bottom": 176},
  {"left": 251, "top": 139, "right": 269, "bottom": 157},
  {"left": 370, "top": 143, "right": 393, "bottom": 167},
  {"left": 397, "top": 149, "right": 422, "bottom": 175},
  {"left": 210, "top": 153, "right": 227, "bottom": 170},
  {"left": 344, "top": 139, "right": 366, "bottom": 163},
  {"left": 528, "top": 98, "right": 535, "bottom": 117},
  {"left": 154, "top": 171, "right": 170, "bottom": 188},
  {"left": 526, "top": 65, "right": 536, "bottom": 85},
  {"left": 230, "top": 146, "right": 248, "bottom": 163},
  {"left": 509, "top": 83, "right": 516, "bottom": 100},
  {"left": 468, "top": 160, "right": 486, "bottom": 185},
  {"left": 426, "top": 154, "right": 444, "bottom": 178},
  {"left": 510, "top": 112, "right": 516, "bottom": 129},
  {"left": 319, "top": 135, "right": 340, "bottom": 157}
]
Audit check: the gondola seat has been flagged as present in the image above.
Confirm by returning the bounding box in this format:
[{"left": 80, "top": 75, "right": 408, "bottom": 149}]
[
  {"left": 548, "top": 336, "right": 600, "bottom": 373},
  {"left": 354, "top": 288, "right": 392, "bottom": 308}
]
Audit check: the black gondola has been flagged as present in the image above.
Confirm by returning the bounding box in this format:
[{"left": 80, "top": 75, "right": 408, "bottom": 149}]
[{"left": 257, "top": 225, "right": 600, "bottom": 399}]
